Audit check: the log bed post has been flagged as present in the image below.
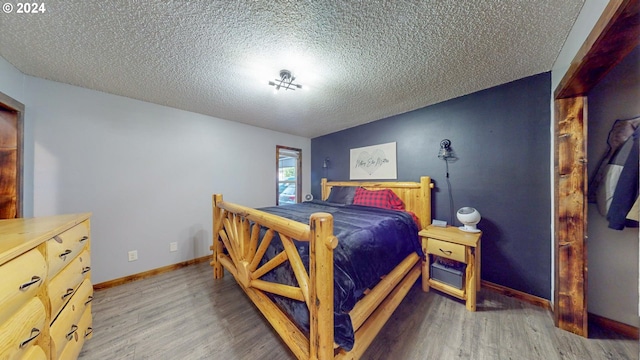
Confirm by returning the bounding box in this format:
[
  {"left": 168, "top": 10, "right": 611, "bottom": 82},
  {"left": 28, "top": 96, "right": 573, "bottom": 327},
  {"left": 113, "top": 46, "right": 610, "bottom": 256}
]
[
  {"left": 211, "top": 194, "right": 224, "bottom": 279},
  {"left": 320, "top": 178, "right": 328, "bottom": 200},
  {"left": 420, "top": 176, "right": 434, "bottom": 229},
  {"left": 309, "top": 212, "right": 337, "bottom": 360}
]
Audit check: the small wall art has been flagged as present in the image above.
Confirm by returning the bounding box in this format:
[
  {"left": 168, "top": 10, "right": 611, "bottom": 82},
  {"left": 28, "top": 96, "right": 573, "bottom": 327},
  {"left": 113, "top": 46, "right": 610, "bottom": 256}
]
[{"left": 349, "top": 142, "right": 397, "bottom": 180}]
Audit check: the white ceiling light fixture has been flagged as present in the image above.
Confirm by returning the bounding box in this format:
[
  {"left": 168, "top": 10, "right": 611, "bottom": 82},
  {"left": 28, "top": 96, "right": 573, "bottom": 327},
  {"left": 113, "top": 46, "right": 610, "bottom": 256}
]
[{"left": 268, "top": 70, "right": 302, "bottom": 91}]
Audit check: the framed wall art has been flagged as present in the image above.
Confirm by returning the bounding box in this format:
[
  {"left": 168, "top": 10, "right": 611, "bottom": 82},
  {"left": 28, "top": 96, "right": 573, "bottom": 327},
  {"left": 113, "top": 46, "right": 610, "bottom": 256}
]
[{"left": 349, "top": 142, "right": 397, "bottom": 180}]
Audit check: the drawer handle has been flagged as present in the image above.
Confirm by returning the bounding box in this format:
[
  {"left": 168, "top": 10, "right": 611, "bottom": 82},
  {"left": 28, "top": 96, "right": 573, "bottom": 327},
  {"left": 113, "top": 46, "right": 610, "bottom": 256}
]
[
  {"left": 439, "top": 248, "right": 453, "bottom": 256},
  {"left": 59, "top": 249, "right": 72, "bottom": 260},
  {"left": 19, "top": 328, "right": 41, "bottom": 348},
  {"left": 79, "top": 236, "right": 89, "bottom": 243},
  {"left": 82, "top": 266, "right": 91, "bottom": 274},
  {"left": 85, "top": 295, "right": 94, "bottom": 305},
  {"left": 62, "top": 288, "right": 74, "bottom": 300},
  {"left": 19, "top": 276, "right": 42, "bottom": 291},
  {"left": 65, "top": 324, "right": 78, "bottom": 341},
  {"left": 84, "top": 327, "right": 93, "bottom": 338}
]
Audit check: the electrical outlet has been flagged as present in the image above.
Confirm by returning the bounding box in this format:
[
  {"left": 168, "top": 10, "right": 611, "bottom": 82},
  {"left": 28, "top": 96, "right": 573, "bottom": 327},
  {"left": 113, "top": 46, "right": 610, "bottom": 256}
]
[
  {"left": 128, "top": 250, "right": 138, "bottom": 262},
  {"left": 170, "top": 242, "right": 178, "bottom": 252}
]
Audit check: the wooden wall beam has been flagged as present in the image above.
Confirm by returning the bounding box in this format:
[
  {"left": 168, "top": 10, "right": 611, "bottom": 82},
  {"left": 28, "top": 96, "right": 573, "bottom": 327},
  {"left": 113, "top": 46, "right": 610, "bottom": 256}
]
[
  {"left": 554, "top": 96, "right": 588, "bottom": 336},
  {"left": 555, "top": 0, "right": 640, "bottom": 99}
]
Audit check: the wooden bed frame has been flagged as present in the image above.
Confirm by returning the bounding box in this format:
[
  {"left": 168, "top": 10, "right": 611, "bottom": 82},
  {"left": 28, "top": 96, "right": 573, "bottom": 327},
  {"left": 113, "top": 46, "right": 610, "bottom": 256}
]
[{"left": 211, "top": 177, "right": 433, "bottom": 359}]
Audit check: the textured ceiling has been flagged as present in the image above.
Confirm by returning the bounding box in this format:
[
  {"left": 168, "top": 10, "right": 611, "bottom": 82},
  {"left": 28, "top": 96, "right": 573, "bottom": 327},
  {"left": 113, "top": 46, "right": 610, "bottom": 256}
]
[{"left": 0, "top": 0, "right": 585, "bottom": 138}]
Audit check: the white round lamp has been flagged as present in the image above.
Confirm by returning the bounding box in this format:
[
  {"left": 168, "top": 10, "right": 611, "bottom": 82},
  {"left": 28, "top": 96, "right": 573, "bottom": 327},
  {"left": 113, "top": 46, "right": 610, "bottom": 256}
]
[{"left": 457, "top": 207, "right": 481, "bottom": 233}]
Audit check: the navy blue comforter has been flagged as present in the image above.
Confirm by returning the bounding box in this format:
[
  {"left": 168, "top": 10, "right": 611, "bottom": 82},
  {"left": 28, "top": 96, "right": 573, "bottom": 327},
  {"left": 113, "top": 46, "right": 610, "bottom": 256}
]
[{"left": 257, "top": 200, "right": 420, "bottom": 350}]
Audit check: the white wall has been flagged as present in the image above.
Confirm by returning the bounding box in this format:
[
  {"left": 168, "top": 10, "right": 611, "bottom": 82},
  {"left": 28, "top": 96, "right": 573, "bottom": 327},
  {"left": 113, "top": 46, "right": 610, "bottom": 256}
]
[
  {"left": 586, "top": 46, "right": 639, "bottom": 327},
  {"left": 0, "top": 56, "right": 25, "bottom": 103},
  {"left": 1, "top": 57, "right": 311, "bottom": 283},
  {"left": 550, "top": 0, "right": 609, "bottom": 308}
]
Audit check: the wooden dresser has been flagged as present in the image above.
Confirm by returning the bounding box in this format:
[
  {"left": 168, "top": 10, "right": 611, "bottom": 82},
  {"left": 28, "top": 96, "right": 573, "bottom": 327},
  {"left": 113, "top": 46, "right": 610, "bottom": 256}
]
[{"left": 0, "top": 213, "right": 93, "bottom": 360}]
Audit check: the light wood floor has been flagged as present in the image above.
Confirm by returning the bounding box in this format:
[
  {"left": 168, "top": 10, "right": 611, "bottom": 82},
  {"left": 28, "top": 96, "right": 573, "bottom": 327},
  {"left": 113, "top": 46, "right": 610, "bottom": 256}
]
[{"left": 79, "top": 262, "right": 638, "bottom": 360}]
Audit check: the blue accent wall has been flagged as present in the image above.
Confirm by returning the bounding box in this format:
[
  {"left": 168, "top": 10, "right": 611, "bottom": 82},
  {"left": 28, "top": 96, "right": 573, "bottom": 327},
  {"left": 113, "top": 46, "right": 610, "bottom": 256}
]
[{"left": 311, "top": 72, "right": 551, "bottom": 299}]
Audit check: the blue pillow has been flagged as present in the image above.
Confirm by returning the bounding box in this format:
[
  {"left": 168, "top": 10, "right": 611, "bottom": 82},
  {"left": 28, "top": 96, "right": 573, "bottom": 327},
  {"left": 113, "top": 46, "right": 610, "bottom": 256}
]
[{"left": 326, "top": 186, "right": 357, "bottom": 204}]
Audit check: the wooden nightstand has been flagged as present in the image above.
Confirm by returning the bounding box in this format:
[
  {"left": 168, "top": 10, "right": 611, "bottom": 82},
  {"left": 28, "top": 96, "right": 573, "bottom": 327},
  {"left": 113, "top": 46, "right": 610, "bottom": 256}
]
[{"left": 419, "top": 225, "right": 482, "bottom": 311}]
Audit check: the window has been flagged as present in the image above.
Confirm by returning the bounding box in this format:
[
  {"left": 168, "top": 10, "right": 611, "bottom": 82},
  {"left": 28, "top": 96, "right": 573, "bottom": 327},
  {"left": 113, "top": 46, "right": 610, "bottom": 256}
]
[{"left": 276, "top": 146, "right": 301, "bottom": 205}]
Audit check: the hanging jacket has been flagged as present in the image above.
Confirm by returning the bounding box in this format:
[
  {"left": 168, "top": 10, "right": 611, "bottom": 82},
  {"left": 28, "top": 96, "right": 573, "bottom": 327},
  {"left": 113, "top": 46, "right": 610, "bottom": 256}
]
[
  {"left": 596, "top": 133, "right": 634, "bottom": 216},
  {"left": 607, "top": 126, "right": 639, "bottom": 230},
  {"left": 589, "top": 116, "right": 640, "bottom": 207}
]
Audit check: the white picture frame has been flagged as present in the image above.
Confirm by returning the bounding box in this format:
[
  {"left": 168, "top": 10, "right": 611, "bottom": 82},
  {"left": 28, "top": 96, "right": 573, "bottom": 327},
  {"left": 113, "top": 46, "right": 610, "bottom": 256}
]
[{"left": 349, "top": 142, "right": 397, "bottom": 180}]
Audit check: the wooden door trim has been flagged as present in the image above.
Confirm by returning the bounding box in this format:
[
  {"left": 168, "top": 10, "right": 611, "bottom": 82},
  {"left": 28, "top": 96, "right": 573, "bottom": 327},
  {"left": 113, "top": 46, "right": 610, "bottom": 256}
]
[
  {"left": 554, "top": 97, "right": 588, "bottom": 335},
  {"left": 556, "top": 0, "right": 640, "bottom": 99},
  {"left": 553, "top": 0, "right": 639, "bottom": 336},
  {"left": 0, "top": 91, "right": 25, "bottom": 113},
  {"left": 0, "top": 91, "right": 24, "bottom": 218}
]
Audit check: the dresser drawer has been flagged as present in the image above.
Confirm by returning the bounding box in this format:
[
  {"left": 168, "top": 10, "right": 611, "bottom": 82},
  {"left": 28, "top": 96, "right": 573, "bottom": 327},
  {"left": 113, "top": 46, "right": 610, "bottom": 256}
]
[
  {"left": 46, "top": 222, "right": 89, "bottom": 278},
  {"left": 79, "top": 305, "right": 93, "bottom": 341},
  {"left": 47, "top": 249, "right": 91, "bottom": 319},
  {"left": 50, "top": 279, "right": 93, "bottom": 359},
  {"left": 426, "top": 238, "right": 466, "bottom": 263},
  {"left": 0, "top": 248, "right": 47, "bottom": 325},
  {"left": 0, "top": 297, "right": 46, "bottom": 359},
  {"left": 57, "top": 307, "right": 92, "bottom": 360}
]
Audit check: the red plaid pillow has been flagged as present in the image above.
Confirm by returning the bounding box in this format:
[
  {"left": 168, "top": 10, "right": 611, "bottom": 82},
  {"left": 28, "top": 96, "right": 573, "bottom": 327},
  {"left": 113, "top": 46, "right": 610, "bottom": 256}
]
[
  {"left": 354, "top": 188, "right": 421, "bottom": 227},
  {"left": 353, "top": 188, "right": 405, "bottom": 210}
]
